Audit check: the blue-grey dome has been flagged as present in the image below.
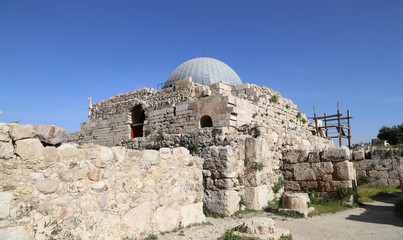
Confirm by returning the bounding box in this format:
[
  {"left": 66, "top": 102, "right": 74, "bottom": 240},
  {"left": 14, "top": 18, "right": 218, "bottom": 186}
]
[{"left": 164, "top": 57, "right": 242, "bottom": 88}]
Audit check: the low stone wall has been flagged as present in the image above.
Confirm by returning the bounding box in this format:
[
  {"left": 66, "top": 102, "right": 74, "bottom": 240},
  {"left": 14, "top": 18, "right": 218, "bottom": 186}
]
[
  {"left": 353, "top": 149, "right": 402, "bottom": 186},
  {"left": 0, "top": 123, "right": 205, "bottom": 240},
  {"left": 281, "top": 147, "right": 356, "bottom": 197}
]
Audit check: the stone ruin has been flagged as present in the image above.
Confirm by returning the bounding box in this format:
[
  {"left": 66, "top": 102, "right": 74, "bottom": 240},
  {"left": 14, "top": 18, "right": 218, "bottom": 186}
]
[{"left": 1, "top": 57, "right": 402, "bottom": 239}]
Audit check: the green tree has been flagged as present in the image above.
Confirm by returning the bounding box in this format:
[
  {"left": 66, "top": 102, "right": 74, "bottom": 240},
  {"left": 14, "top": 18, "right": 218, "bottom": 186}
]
[{"left": 377, "top": 123, "right": 403, "bottom": 145}]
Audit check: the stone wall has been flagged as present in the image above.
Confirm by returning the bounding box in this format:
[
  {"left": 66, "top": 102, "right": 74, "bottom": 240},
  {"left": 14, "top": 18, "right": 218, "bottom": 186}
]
[
  {"left": 0, "top": 123, "right": 205, "bottom": 240},
  {"left": 122, "top": 123, "right": 333, "bottom": 216},
  {"left": 353, "top": 149, "right": 402, "bottom": 186},
  {"left": 67, "top": 78, "right": 332, "bottom": 148},
  {"left": 280, "top": 147, "right": 356, "bottom": 197}
]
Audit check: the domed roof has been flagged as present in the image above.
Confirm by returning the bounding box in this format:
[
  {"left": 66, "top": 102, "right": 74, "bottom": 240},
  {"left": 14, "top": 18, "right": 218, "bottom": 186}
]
[{"left": 164, "top": 57, "right": 242, "bottom": 88}]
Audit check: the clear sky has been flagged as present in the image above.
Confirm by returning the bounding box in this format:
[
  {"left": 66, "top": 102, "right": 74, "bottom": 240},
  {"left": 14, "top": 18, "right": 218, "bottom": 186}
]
[{"left": 0, "top": 0, "right": 401, "bottom": 144}]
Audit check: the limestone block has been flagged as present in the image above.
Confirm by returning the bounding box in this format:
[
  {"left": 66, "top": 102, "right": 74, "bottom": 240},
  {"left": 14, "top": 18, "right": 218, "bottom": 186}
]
[
  {"left": 352, "top": 151, "right": 365, "bottom": 161},
  {"left": 57, "top": 143, "right": 82, "bottom": 161},
  {"left": 300, "top": 181, "right": 318, "bottom": 191},
  {"left": 153, "top": 207, "right": 180, "bottom": 232},
  {"left": 320, "top": 146, "right": 350, "bottom": 162},
  {"left": 15, "top": 139, "right": 43, "bottom": 161},
  {"left": 0, "top": 192, "right": 13, "bottom": 219},
  {"left": 87, "top": 169, "right": 102, "bottom": 182},
  {"left": 37, "top": 147, "right": 57, "bottom": 164},
  {"left": 293, "top": 163, "right": 316, "bottom": 181},
  {"left": 376, "top": 159, "right": 393, "bottom": 171},
  {"left": 204, "top": 190, "right": 240, "bottom": 216},
  {"left": 33, "top": 124, "right": 66, "bottom": 145},
  {"left": 245, "top": 186, "right": 269, "bottom": 210},
  {"left": 9, "top": 123, "right": 36, "bottom": 141},
  {"left": 180, "top": 202, "right": 205, "bottom": 227},
  {"left": 0, "top": 141, "right": 14, "bottom": 159},
  {"left": 0, "top": 123, "right": 10, "bottom": 142},
  {"left": 311, "top": 162, "right": 333, "bottom": 181},
  {"left": 334, "top": 161, "right": 356, "bottom": 181},
  {"left": 91, "top": 181, "right": 106, "bottom": 191},
  {"left": 307, "top": 151, "right": 320, "bottom": 163},
  {"left": 112, "top": 146, "right": 126, "bottom": 162},
  {"left": 52, "top": 196, "right": 74, "bottom": 206},
  {"left": 245, "top": 137, "right": 269, "bottom": 161},
  {"left": 123, "top": 202, "right": 152, "bottom": 235},
  {"left": 281, "top": 192, "right": 310, "bottom": 210},
  {"left": 282, "top": 149, "right": 308, "bottom": 164},
  {"left": 35, "top": 180, "right": 59, "bottom": 194},
  {"left": 0, "top": 226, "right": 29, "bottom": 240},
  {"left": 29, "top": 172, "right": 45, "bottom": 182},
  {"left": 239, "top": 217, "right": 277, "bottom": 235}
]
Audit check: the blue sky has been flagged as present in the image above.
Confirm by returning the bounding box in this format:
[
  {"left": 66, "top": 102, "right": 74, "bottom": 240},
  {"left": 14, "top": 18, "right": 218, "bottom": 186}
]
[{"left": 0, "top": 0, "right": 401, "bottom": 144}]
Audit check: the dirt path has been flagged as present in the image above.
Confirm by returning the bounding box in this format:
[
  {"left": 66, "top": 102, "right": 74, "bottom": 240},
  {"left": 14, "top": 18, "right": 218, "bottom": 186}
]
[{"left": 159, "top": 193, "right": 403, "bottom": 240}]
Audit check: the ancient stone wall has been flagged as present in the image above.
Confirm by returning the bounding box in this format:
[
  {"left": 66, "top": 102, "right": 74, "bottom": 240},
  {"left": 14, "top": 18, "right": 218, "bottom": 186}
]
[
  {"left": 0, "top": 123, "right": 205, "bottom": 240},
  {"left": 67, "top": 78, "right": 331, "bottom": 148},
  {"left": 280, "top": 147, "right": 356, "bottom": 197},
  {"left": 353, "top": 149, "right": 402, "bottom": 186}
]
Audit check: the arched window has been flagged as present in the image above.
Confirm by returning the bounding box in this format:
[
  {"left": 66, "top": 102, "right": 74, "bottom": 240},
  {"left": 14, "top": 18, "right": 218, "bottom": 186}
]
[
  {"left": 131, "top": 105, "right": 145, "bottom": 138},
  {"left": 200, "top": 115, "right": 213, "bottom": 128}
]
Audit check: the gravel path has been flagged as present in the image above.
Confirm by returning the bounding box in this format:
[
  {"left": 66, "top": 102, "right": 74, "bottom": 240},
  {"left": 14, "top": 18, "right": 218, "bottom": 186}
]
[{"left": 159, "top": 193, "right": 403, "bottom": 240}]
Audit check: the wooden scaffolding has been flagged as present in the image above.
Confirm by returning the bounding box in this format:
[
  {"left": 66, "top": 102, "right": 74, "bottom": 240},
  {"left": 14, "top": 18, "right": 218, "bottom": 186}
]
[{"left": 310, "top": 102, "right": 352, "bottom": 148}]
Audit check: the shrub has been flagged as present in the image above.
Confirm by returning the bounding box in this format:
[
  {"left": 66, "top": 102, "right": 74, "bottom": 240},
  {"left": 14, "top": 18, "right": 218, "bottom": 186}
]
[
  {"left": 272, "top": 177, "right": 286, "bottom": 193},
  {"left": 301, "top": 118, "right": 306, "bottom": 124},
  {"left": 237, "top": 176, "right": 243, "bottom": 185},
  {"left": 250, "top": 162, "right": 263, "bottom": 171},
  {"left": 252, "top": 113, "right": 258, "bottom": 118},
  {"left": 157, "top": 129, "right": 163, "bottom": 135},
  {"left": 371, "top": 163, "right": 376, "bottom": 169},
  {"left": 144, "top": 129, "right": 152, "bottom": 136},
  {"left": 360, "top": 175, "right": 371, "bottom": 184},
  {"left": 188, "top": 140, "right": 199, "bottom": 152},
  {"left": 269, "top": 95, "right": 278, "bottom": 103},
  {"left": 280, "top": 234, "right": 293, "bottom": 240},
  {"left": 338, "top": 185, "right": 355, "bottom": 200},
  {"left": 377, "top": 123, "right": 403, "bottom": 145},
  {"left": 276, "top": 210, "right": 304, "bottom": 218},
  {"left": 296, "top": 112, "right": 302, "bottom": 118},
  {"left": 285, "top": 104, "right": 289, "bottom": 109}
]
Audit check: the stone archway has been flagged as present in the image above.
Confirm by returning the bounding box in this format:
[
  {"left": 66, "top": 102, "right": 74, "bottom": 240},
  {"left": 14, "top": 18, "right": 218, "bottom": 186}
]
[{"left": 200, "top": 115, "right": 213, "bottom": 128}]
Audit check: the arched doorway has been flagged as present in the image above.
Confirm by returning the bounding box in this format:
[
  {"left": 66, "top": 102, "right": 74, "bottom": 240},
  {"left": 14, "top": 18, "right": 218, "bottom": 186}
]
[
  {"left": 131, "top": 105, "right": 145, "bottom": 138},
  {"left": 200, "top": 115, "right": 213, "bottom": 128}
]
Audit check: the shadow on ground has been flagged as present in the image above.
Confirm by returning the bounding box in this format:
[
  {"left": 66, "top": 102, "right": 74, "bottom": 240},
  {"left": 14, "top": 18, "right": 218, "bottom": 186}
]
[{"left": 346, "top": 192, "right": 403, "bottom": 227}]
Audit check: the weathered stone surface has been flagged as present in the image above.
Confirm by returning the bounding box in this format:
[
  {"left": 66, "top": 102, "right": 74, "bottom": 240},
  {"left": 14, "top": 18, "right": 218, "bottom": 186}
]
[
  {"left": 0, "top": 123, "right": 10, "bottom": 142},
  {"left": 240, "top": 217, "right": 277, "bottom": 235},
  {"left": 35, "top": 180, "right": 59, "bottom": 194},
  {"left": 334, "top": 161, "right": 355, "bottom": 181},
  {"left": 307, "top": 151, "right": 320, "bottom": 163},
  {"left": 281, "top": 192, "right": 310, "bottom": 210},
  {"left": 33, "top": 124, "right": 66, "bottom": 145},
  {"left": 123, "top": 202, "right": 152, "bottom": 235},
  {"left": 9, "top": 123, "right": 36, "bottom": 140},
  {"left": 0, "top": 141, "right": 14, "bottom": 159},
  {"left": 53, "top": 196, "right": 74, "bottom": 206},
  {"left": 15, "top": 139, "right": 43, "bottom": 161},
  {"left": 283, "top": 149, "right": 308, "bottom": 163},
  {"left": 87, "top": 169, "right": 102, "bottom": 182},
  {"left": 91, "top": 181, "right": 106, "bottom": 191},
  {"left": 58, "top": 143, "right": 82, "bottom": 161},
  {"left": 180, "top": 202, "right": 205, "bottom": 227},
  {"left": 153, "top": 207, "right": 180, "bottom": 232},
  {"left": 320, "top": 147, "right": 350, "bottom": 162},
  {"left": 245, "top": 186, "right": 269, "bottom": 210},
  {"left": 204, "top": 190, "right": 240, "bottom": 216},
  {"left": 294, "top": 163, "right": 316, "bottom": 181},
  {"left": 0, "top": 226, "right": 29, "bottom": 240},
  {"left": 352, "top": 151, "right": 365, "bottom": 161},
  {"left": 0, "top": 192, "right": 13, "bottom": 219}
]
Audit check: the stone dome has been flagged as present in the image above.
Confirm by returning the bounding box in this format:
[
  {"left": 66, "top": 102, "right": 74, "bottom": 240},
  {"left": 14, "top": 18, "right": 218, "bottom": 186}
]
[{"left": 164, "top": 57, "right": 242, "bottom": 88}]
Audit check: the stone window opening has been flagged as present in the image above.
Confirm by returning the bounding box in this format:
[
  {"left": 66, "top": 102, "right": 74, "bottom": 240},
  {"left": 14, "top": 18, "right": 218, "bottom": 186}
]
[
  {"left": 131, "top": 105, "right": 145, "bottom": 138},
  {"left": 200, "top": 115, "right": 213, "bottom": 128}
]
